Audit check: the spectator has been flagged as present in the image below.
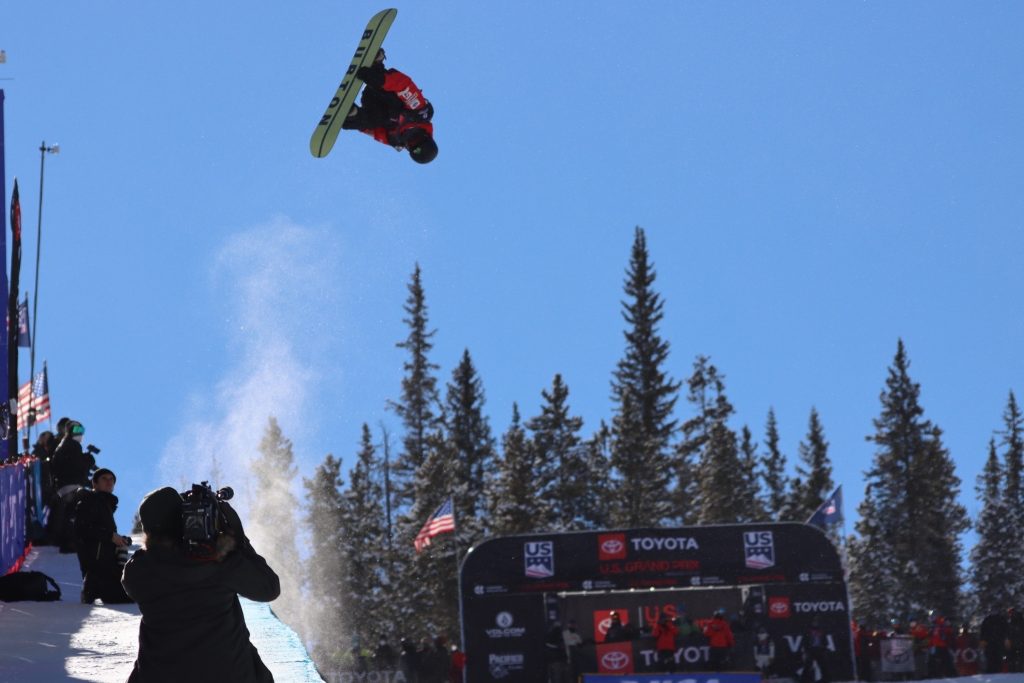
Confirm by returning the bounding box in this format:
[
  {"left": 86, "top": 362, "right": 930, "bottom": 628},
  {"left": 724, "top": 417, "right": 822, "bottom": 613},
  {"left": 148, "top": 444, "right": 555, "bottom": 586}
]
[
  {"left": 753, "top": 627, "right": 777, "bottom": 677},
  {"left": 121, "top": 486, "right": 280, "bottom": 682},
  {"left": 796, "top": 648, "right": 825, "bottom": 683},
  {"left": 374, "top": 635, "right": 397, "bottom": 671},
  {"left": 852, "top": 619, "right": 872, "bottom": 682},
  {"left": 51, "top": 421, "right": 94, "bottom": 488},
  {"left": 74, "top": 468, "right": 132, "bottom": 604},
  {"left": 416, "top": 636, "right": 448, "bottom": 683},
  {"left": 803, "top": 617, "right": 830, "bottom": 683},
  {"left": 703, "top": 608, "right": 735, "bottom": 671},
  {"left": 605, "top": 611, "right": 628, "bottom": 643},
  {"left": 910, "top": 616, "right": 929, "bottom": 678},
  {"left": 563, "top": 619, "right": 583, "bottom": 680},
  {"left": 652, "top": 614, "right": 679, "bottom": 672},
  {"left": 31, "top": 430, "right": 56, "bottom": 497},
  {"left": 927, "top": 611, "right": 956, "bottom": 678},
  {"left": 399, "top": 637, "right": 420, "bottom": 682},
  {"left": 979, "top": 610, "right": 1007, "bottom": 673},
  {"left": 448, "top": 644, "right": 466, "bottom": 683},
  {"left": 545, "top": 622, "right": 569, "bottom": 683},
  {"left": 1008, "top": 607, "right": 1024, "bottom": 672},
  {"left": 954, "top": 623, "right": 980, "bottom": 676},
  {"left": 49, "top": 421, "right": 95, "bottom": 553}
]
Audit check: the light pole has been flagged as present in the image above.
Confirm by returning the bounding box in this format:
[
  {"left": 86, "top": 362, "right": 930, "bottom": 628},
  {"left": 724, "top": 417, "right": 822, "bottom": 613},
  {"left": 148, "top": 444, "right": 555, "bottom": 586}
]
[{"left": 29, "top": 141, "right": 58, "bottom": 434}]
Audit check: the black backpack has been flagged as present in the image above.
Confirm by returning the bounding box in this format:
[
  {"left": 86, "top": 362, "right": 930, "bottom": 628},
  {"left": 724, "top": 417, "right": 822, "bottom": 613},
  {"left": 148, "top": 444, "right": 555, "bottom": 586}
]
[{"left": 0, "top": 570, "right": 62, "bottom": 602}]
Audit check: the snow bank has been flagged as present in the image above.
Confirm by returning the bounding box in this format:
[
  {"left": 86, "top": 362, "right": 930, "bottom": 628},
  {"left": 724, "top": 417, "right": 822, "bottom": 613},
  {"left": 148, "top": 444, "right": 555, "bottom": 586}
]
[{"left": 0, "top": 543, "right": 323, "bottom": 682}]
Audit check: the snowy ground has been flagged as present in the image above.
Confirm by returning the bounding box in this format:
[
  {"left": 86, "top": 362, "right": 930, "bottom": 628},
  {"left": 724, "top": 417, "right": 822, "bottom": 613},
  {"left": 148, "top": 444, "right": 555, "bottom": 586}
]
[{"left": 0, "top": 541, "right": 324, "bottom": 682}]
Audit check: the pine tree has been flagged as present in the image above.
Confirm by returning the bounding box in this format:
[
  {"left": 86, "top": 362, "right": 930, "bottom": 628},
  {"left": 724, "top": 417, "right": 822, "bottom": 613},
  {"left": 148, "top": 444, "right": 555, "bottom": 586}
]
[
  {"left": 789, "top": 408, "right": 834, "bottom": 520},
  {"left": 847, "top": 509, "right": 900, "bottom": 624},
  {"left": 488, "top": 404, "right": 543, "bottom": 535},
  {"left": 847, "top": 341, "right": 969, "bottom": 623},
  {"left": 760, "top": 408, "right": 789, "bottom": 520},
  {"left": 678, "top": 357, "right": 735, "bottom": 524},
  {"left": 609, "top": 227, "right": 680, "bottom": 527},
  {"left": 579, "top": 422, "right": 613, "bottom": 530},
  {"left": 402, "top": 426, "right": 460, "bottom": 638},
  {"left": 249, "top": 417, "right": 304, "bottom": 635},
  {"left": 444, "top": 349, "right": 496, "bottom": 546},
  {"left": 697, "top": 421, "right": 746, "bottom": 524},
  {"left": 387, "top": 265, "right": 447, "bottom": 638},
  {"left": 341, "top": 424, "right": 391, "bottom": 644},
  {"left": 390, "top": 263, "right": 442, "bottom": 512},
  {"left": 526, "top": 374, "right": 589, "bottom": 531},
  {"left": 970, "top": 440, "right": 1015, "bottom": 614},
  {"left": 303, "top": 453, "right": 347, "bottom": 668},
  {"left": 998, "top": 391, "right": 1024, "bottom": 603},
  {"left": 737, "top": 426, "right": 767, "bottom": 521}
]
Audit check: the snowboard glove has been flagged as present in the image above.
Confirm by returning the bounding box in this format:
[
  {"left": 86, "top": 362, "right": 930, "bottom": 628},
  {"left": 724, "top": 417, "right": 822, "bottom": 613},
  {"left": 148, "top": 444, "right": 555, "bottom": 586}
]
[
  {"left": 356, "top": 64, "right": 386, "bottom": 89},
  {"left": 408, "top": 101, "right": 434, "bottom": 122}
]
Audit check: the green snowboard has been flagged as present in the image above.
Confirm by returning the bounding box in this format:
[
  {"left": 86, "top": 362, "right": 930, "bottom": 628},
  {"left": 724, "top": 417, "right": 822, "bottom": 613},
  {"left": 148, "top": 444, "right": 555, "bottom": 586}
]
[{"left": 309, "top": 8, "right": 397, "bottom": 158}]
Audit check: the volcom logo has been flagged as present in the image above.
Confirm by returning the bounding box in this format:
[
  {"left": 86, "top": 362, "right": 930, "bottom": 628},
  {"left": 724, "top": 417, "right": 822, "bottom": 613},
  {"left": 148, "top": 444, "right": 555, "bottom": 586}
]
[{"left": 486, "top": 611, "right": 526, "bottom": 639}]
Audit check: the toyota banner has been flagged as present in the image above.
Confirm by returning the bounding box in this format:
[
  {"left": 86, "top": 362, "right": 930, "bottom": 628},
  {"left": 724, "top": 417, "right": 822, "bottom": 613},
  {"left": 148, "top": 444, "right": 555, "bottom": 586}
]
[{"left": 460, "top": 523, "right": 854, "bottom": 683}]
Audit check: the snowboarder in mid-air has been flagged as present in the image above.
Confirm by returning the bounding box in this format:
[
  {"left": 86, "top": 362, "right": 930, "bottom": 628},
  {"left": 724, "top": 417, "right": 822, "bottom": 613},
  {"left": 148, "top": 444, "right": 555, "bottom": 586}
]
[{"left": 342, "top": 48, "right": 438, "bottom": 164}]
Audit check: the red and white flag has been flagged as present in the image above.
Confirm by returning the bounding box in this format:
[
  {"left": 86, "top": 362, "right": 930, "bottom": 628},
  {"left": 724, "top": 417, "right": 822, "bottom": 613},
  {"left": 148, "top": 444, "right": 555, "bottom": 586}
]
[
  {"left": 414, "top": 498, "right": 455, "bottom": 553},
  {"left": 18, "top": 366, "right": 51, "bottom": 431}
]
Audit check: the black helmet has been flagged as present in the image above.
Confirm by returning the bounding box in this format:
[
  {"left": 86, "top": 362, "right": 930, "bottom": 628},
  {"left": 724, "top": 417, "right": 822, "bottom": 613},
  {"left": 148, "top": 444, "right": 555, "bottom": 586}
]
[{"left": 404, "top": 128, "right": 438, "bottom": 164}]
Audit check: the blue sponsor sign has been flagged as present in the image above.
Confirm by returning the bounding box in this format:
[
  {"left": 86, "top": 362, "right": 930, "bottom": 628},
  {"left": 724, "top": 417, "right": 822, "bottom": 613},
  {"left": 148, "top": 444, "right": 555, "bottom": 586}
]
[
  {"left": 1, "top": 461, "right": 27, "bottom": 573},
  {"left": 584, "top": 674, "right": 761, "bottom": 683}
]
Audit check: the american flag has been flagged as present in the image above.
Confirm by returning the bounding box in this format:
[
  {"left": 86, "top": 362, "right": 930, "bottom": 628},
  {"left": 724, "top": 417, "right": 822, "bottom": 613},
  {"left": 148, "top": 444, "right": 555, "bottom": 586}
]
[
  {"left": 414, "top": 498, "right": 455, "bottom": 553},
  {"left": 17, "top": 366, "right": 51, "bottom": 431}
]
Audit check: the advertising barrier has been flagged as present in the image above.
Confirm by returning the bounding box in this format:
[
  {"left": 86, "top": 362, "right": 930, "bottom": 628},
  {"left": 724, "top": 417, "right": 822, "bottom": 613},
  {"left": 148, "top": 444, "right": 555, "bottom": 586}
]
[
  {"left": 582, "top": 673, "right": 762, "bottom": 683},
  {"left": 461, "top": 523, "right": 854, "bottom": 683},
  {"left": 1, "top": 459, "right": 27, "bottom": 574}
]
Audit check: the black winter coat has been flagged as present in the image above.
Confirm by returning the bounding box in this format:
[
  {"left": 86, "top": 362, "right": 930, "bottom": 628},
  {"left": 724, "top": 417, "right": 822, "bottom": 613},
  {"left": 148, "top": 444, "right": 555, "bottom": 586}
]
[
  {"left": 121, "top": 534, "right": 281, "bottom": 683},
  {"left": 75, "top": 490, "right": 119, "bottom": 568},
  {"left": 51, "top": 437, "right": 95, "bottom": 488}
]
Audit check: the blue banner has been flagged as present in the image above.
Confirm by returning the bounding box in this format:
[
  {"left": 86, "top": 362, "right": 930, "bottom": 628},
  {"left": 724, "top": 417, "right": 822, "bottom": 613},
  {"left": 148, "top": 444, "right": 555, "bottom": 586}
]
[
  {"left": 584, "top": 674, "right": 761, "bottom": 683},
  {"left": 1, "top": 460, "right": 27, "bottom": 573},
  {"left": 0, "top": 90, "right": 8, "bottom": 461}
]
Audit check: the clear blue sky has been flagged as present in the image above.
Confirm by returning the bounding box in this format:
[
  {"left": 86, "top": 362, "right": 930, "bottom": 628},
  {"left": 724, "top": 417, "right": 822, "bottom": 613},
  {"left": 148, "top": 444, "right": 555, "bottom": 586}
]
[{"left": 2, "top": 2, "right": 1022, "bottom": 544}]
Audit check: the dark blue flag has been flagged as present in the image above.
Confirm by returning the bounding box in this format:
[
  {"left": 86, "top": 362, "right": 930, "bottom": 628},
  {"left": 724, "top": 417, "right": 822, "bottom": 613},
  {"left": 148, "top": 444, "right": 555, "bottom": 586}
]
[
  {"left": 807, "top": 485, "right": 843, "bottom": 530},
  {"left": 17, "top": 294, "right": 29, "bottom": 348}
]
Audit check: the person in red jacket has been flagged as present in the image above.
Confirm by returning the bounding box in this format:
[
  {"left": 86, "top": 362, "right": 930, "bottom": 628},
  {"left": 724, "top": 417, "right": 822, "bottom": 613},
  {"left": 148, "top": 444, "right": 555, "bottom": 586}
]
[
  {"left": 652, "top": 614, "right": 680, "bottom": 672},
  {"left": 927, "top": 611, "right": 956, "bottom": 678},
  {"left": 703, "top": 609, "right": 736, "bottom": 671},
  {"left": 342, "top": 48, "right": 438, "bottom": 164}
]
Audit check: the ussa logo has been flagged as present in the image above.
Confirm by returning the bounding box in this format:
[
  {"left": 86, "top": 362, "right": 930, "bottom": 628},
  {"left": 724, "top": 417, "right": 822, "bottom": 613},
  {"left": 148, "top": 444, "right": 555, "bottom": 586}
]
[
  {"left": 525, "top": 541, "right": 555, "bottom": 578},
  {"left": 598, "top": 533, "right": 627, "bottom": 560},
  {"left": 744, "top": 530, "right": 776, "bottom": 569}
]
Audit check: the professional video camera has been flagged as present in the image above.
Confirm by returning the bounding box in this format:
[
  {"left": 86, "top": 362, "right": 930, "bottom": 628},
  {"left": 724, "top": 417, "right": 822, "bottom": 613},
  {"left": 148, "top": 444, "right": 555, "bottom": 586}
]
[{"left": 180, "top": 481, "right": 234, "bottom": 558}]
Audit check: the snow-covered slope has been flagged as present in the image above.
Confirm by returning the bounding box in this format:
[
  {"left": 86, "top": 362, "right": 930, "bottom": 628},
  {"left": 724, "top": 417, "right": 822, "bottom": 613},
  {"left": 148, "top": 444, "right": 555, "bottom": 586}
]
[{"left": 0, "top": 543, "right": 323, "bottom": 682}]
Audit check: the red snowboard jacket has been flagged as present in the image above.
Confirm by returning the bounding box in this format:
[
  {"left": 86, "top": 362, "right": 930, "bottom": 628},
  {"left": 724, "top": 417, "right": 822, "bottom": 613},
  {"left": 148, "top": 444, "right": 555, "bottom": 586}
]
[{"left": 355, "top": 65, "right": 434, "bottom": 148}]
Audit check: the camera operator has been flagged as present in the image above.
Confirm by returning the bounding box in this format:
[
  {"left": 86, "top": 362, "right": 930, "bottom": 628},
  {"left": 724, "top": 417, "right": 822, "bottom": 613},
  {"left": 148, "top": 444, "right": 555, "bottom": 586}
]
[
  {"left": 121, "top": 486, "right": 281, "bottom": 683},
  {"left": 74, "top": 468, "right": 133, "bottom": 604}
]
